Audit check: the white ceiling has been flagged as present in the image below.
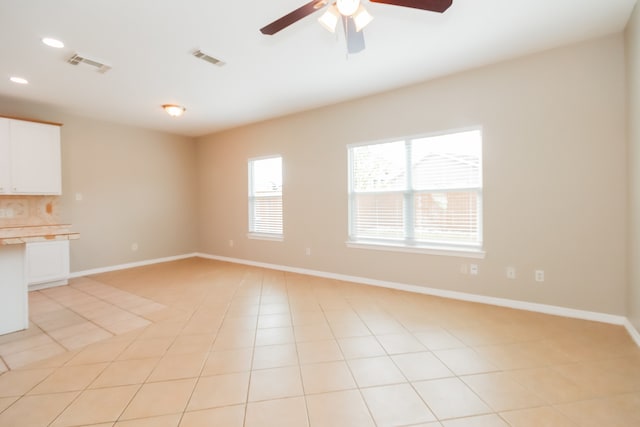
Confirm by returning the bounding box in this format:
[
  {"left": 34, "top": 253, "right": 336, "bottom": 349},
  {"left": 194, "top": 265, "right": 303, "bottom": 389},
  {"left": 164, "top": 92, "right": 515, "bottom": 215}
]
[{"left": 0, "top": 0, "right": 636, "bottom": 137}]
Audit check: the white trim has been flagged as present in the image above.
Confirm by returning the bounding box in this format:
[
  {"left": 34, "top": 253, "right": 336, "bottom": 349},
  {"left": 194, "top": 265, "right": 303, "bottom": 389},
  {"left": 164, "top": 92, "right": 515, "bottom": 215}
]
[
  {"left": 346, "top": 241, "right": 486, "bottom": 259},
  {"left": 196, "top": 252, "right": 627, "bottom": 327},
  {"left": 247, "top": 233, "right": 284, "bottom": 242},
  {"left": 624, "top": 319, "right": 640, "bottom": 347},
  {"left": 248, "top": 153, "right": 282, "bottom": 162},
  {"left": 29, "top": 279, "right": 68, "bottom": 291},
  {"left": 248, "top": 155, "right": 283, "bottom": 237},
  {"left": 346, "top": 125, "right": 484, "bottom": 150},
  {"left": 65, "top": 252, "right": 637, "bottom": 346},
  {"left": 347, "top": 129, "right": 483, "bottom": 255},
  {"left": 69, "top": 253, "right": 197, "bottom": 278}
]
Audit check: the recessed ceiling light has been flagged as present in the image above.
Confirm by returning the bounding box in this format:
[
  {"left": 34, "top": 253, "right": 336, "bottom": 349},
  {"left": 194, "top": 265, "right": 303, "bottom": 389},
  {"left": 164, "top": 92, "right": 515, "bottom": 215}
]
[
  {"left": 42, "top": 37, "right": 64, "bottom": 48},
  {"left": 9, "top": 76, "right": 29, "bottom": 85}
]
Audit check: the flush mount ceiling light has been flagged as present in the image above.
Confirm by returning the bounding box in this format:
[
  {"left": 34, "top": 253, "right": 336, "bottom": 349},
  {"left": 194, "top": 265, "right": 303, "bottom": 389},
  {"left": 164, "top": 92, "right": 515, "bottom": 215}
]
[
  {"left": 162, "top": 104, "right": 186, "bottom": 117},
  {"left": 42, "top": 37, "right": 64, "bottom": 48},
  {"left": 9, "top": 76, "right": 29, "bottom": 85}
]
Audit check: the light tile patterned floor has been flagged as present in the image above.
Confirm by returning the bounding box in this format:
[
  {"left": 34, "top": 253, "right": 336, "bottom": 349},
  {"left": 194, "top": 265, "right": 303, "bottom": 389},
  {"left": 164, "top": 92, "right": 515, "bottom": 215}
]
[
  {"left": 0, "top": 257, "right": 639, "bottom": 426},
  {"left": 0, "top": 278, "right": 165, "bottom": 371}
]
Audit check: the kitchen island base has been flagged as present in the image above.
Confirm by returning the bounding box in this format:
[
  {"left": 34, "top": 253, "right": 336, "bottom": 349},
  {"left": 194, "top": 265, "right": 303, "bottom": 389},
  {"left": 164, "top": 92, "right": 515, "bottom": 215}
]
[{"left": 0, "top": 244, "right": 28, "bottom": 335}]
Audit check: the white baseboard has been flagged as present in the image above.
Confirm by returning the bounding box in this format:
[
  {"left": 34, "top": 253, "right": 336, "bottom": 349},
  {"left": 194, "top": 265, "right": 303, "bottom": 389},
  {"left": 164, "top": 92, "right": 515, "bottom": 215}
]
[
  {"left": 29, "top": 279, "right": 68, "bottom": 291},
  {"left": 197, "top": 253, "right": 628, "bottom": 326},
  {"left": 69, "top": 253, "right": 198, "bottom": 278},
  {"left": 67, "top": 252, "right": 637, "bottom": 346},
  {"left": 624, "top": 319, "right": 640, "bottom": 347}
]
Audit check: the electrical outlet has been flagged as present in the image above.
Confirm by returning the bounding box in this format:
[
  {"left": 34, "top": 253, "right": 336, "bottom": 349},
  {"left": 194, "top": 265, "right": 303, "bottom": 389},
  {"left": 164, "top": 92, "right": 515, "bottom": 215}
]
[
  {"left": 229, "top": 240, "right": 234, "bottom": 247},
  {"left": 506, "top": 267, "right": 516, "bottom": 279},
  {"left": 535, "top": 270, "right": 545, "bottom": 282},
  {"left": 469, "top": 264, "right": 478, "bottom": 275},
  {"left": 131, "top": 243, "right": 139, "bottom": 252},
  {"left": 305, "top": 247, "right": 311, "bottom": 256}
]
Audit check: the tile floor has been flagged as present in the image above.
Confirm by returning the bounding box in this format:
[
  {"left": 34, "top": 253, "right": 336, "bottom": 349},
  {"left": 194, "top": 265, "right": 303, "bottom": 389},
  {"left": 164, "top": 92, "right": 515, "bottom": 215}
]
[
  {"left": 0, "top": 257, "right": 638, "bottom": 426},
  {"left": 0, "top": 278, "right": 165, "bottom": 371}
]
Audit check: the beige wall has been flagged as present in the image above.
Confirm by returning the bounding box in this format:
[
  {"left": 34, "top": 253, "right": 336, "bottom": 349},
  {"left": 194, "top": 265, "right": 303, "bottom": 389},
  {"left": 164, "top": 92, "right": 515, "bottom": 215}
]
[
  {"left": 628, "top": 4, "right": 640, "bottom": 331},
  {"left": 0, "top": 97, "right": 199, "bottom": 272},
  {"left": 0, "top": 33, "right": 629, "bottom": 317},
  {"left": 197, "top": 35, "right": 628, "bottom": 315}
]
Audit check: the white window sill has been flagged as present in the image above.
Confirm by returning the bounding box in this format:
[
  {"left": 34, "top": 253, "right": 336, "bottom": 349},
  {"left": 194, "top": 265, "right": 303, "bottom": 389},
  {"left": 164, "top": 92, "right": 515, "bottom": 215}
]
[
  {"left": 346, "top": 241, "right": 485, "bottom": 259},
  {"left": 247, "top": 233, "right": 283, "bottom": 242}
]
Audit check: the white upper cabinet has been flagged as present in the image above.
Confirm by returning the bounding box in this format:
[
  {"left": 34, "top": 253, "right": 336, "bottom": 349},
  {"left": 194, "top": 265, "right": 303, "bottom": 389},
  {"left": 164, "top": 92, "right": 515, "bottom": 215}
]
[
  {"left": 0, "top": 119, "right": 10, "bottom": 194},
  {"left": 0, "top": 117, "right": 62, "bottom": 195}
]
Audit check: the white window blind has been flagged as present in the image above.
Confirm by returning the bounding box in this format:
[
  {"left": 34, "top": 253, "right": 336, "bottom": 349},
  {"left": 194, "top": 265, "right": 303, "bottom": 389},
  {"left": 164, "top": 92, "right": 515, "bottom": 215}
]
[
  {"left": 249, "top": 156, "right": 283, "bottom": 236},
  {"left": 348, "top": 129, "right": 482, "bottom": 251}
]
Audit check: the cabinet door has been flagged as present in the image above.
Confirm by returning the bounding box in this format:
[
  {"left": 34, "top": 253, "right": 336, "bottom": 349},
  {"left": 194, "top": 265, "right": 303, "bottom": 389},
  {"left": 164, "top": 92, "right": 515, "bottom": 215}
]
[
  {"left": 26, "top": 240, "right": 70, "bottom": 286},
  {"left": 10, "top": 120, "right": 61, "bottom": 195},
  {"left": 0, "top": 245, "right": 28, "bottom": 335},
  {"left": 0, "top": 118, "right": 10, "bottom": 194}
]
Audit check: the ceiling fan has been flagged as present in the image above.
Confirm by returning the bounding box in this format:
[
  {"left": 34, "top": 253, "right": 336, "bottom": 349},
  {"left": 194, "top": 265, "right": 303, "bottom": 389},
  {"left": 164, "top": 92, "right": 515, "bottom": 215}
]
[{"left": 260, "top": 0, "right": 453, "bottom": 54}]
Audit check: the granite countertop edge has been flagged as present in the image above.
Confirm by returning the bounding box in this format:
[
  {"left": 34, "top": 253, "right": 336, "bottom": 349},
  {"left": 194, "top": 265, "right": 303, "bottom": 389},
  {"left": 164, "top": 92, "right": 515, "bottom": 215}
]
[{"left": 0, "top": 224, "right": 79, "bottom": 245}]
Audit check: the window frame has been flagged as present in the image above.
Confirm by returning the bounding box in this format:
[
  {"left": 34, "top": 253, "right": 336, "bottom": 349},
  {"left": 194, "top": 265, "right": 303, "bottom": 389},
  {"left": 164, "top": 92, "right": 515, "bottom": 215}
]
[
  {"left": 247, "top": 155, "right": 284, "bottom": 241},
  {"left": 347, "top": 128, "right": 485, "bottom": 258}
]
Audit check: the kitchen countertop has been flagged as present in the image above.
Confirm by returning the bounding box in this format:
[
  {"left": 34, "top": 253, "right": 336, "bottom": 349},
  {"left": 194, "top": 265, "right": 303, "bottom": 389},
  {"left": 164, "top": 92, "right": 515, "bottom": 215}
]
[{"left": 0, "top": 224, "right": 80, "bottom": 245}]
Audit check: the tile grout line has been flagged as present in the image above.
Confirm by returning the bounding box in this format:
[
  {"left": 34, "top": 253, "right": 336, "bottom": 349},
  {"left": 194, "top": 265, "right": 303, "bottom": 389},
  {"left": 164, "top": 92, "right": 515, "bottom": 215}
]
[
  {"left": 1, "top": 259, "right": 638, "bottom": 426},
  {"left": 345, "top": 286, "right": 443, "bottom": 425},
  {"left": 12, "top": 279, "right": 166, "bottom": 370},
  {"left": 43, "top": 270, "right": 210, "bottom": 426},
  {"left": 284, "top": 270, "right": 314, "bottom": 427},
  {"left": 45, "top": 313, "right": 155, "bottom": 425},
  {"left": 242, "top": 268, "right": 268, "bottom": 427},
  {"left": 170, "top": 265, "right": 256, "bottom": 427}
]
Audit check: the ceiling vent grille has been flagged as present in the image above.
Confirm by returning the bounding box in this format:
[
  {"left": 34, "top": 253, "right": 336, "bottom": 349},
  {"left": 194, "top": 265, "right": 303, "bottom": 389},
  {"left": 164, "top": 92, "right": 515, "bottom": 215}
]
[
  {"left": 67, "top": 53, "right": 112, "bottom": 73},
  {"left": 192, "top": 50, "right": 225, "bottom": 67}
]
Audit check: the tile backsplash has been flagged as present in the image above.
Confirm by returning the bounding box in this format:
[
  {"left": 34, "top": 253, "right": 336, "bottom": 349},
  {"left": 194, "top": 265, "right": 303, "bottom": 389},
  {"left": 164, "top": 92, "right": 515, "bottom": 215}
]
[{"left": 0, "top": 196, "right": 60, "bottom": 227}]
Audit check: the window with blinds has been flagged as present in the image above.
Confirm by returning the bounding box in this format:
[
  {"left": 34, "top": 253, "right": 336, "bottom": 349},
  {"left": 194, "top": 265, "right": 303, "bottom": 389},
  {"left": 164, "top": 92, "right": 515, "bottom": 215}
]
[
  {"left": 248, "top": 156, "right": 283, "bottom": 238},
  {"left": 348, "top": 129, "right": 482, "bottom": 251}
]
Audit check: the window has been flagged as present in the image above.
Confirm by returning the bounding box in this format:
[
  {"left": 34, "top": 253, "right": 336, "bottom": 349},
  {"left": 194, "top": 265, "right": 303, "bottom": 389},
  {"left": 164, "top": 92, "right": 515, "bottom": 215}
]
[
  {"left": 248, "top": 156, "right": 283, "bottom": 239},
  {"left": 348, "top": 129, "right": 483, "bottom": 255}
]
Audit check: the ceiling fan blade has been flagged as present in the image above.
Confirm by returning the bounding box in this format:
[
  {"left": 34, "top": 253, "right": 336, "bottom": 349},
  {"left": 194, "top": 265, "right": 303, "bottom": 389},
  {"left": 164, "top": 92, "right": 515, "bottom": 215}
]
[
  {"left": 343, "top": 17, "right": 365, "bottom": 54},
  {"left": 260, "top": 0, "right": 328, "bottom": 35},
  {"left": 369, "top": 0, "right": 452, "bottom": 13}
]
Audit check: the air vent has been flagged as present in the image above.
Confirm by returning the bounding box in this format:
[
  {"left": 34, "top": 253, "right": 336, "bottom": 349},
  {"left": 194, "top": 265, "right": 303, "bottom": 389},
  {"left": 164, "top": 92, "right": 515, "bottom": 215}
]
[
  {"left": 67, "top": 53, "right": 112, "bottom": 73},
  {"left": 192, "top": 50, "right": 225, "bottom": 67}
]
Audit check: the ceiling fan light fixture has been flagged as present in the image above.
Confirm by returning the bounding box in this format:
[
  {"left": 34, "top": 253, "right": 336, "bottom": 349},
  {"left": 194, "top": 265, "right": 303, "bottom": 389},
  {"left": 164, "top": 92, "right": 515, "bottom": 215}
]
[
  {"left": 353, "top": 6, "right": 373, "bottom": 31},
  {"left": 336, "top": 0, "right": 360, "bottom": 16},
  {"left": 162, "top": 104, "right": 186, "bottom": 117},
  {"left": 318, "top": 4, "right": 340, "bottom": 32}
]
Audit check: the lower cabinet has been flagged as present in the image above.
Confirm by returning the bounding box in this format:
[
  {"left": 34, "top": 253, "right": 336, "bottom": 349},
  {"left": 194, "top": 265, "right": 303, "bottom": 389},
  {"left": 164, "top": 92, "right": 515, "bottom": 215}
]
[
  {"left": 0, "top": 245, "right": 28, "bottom": 335},
  {"left": 26, "top": 240, "right": 70, "bottom": 290}
]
